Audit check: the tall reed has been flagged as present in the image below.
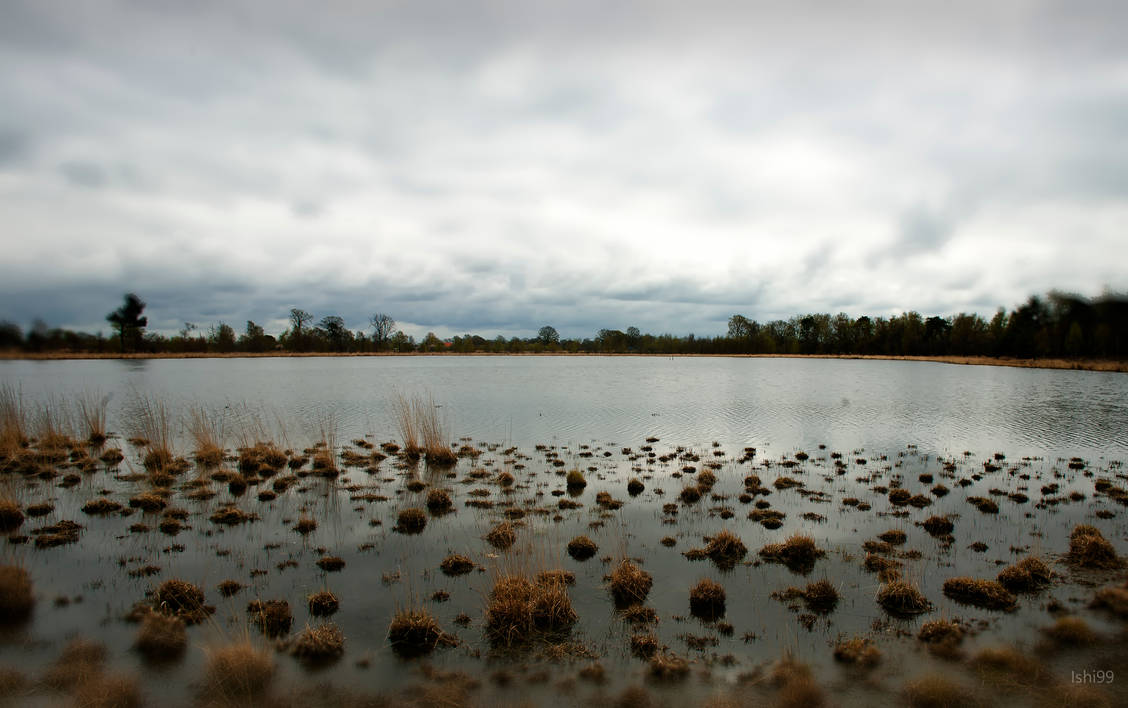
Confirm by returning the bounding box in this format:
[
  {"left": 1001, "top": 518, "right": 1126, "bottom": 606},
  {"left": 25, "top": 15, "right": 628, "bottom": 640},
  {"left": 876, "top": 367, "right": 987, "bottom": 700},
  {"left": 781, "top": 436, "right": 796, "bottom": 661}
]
[
  {"left": 186, "top": 406, "right": 225, "bottom": 467},
  {"left": 125, "top": 395, "right": 174, "bottom": 472},
  {"left": 76, "top": 392, "right": 110, "bottom": 446}
]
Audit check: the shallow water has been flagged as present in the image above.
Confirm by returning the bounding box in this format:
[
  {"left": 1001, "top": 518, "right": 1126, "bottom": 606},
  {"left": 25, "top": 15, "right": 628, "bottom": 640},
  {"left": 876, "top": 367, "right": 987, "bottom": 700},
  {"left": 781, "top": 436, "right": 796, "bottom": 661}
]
[{"left": 1, "top": 356, "right": 1126, "bottom": 706}]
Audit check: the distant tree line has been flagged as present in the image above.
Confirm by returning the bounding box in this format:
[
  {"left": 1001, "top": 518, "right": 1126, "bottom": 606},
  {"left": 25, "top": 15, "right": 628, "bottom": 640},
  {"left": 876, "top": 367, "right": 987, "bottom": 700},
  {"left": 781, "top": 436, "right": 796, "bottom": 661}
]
[{"left": 0, "top": 291, "right": 1125, "bottom": 360}]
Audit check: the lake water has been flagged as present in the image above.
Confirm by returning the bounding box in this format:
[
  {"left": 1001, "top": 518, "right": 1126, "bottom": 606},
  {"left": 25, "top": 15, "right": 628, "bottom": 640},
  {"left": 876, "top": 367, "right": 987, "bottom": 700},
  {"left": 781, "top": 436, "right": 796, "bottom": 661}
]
[{"left": 1, "top": 356, "right": 1126, "bottom": 707}]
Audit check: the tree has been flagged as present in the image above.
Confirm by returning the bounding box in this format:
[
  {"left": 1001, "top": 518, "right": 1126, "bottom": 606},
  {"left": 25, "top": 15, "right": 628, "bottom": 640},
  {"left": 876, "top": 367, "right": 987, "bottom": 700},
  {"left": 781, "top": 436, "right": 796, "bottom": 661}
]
[
  {"left": 727, "top": 314, "right": 755, "bottom": 340},
  {"left": 318, "top": 315, "right": 349, "bottom": 351},
  {"left": 240, "top": 320, "right": 268, "bottom": 352},
  {"left": 106, "top": 293, "right": 148, "bottom": 352},
  {"left": 370, "top": 312, "right": 395, "bottom": 350},
  {"left": 537, "top": 325, "right": 560, "bottom": 347},
  {"left": 209, "top": 322, "right": 237, "bottom": 352},
  {"left": 288, "top": 308, "right": 313, "bottom": 351}
]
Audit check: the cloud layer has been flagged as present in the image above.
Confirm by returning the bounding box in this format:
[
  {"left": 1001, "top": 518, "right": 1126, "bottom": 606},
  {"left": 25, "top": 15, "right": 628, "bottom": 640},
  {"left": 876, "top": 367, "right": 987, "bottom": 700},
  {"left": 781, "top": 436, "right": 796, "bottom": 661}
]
[{"left": 1, "top": 1, "right": 1126, "bottom": 339}]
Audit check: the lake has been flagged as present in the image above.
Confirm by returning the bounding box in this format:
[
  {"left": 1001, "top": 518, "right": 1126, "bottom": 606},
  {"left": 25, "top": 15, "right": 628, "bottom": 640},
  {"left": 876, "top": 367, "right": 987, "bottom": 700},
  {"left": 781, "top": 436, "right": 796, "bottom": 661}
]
[{"left": 0, "top": 356, "right": 1125, "bottom": 707}]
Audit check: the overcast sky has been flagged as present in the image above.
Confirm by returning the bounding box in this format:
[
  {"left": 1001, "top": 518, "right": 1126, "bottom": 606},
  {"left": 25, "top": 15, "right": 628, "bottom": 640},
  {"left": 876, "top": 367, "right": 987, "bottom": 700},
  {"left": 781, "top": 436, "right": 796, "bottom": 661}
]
[{"left": 1, "top": 1, "right": 1125, "bottom": 340}]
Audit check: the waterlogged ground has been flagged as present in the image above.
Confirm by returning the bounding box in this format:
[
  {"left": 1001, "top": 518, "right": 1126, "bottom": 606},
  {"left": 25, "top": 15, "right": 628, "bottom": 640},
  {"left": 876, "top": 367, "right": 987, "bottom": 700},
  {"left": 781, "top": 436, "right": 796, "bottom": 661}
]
[{"left": 2, "top": 416, "right": 1128, "bottom": 707}]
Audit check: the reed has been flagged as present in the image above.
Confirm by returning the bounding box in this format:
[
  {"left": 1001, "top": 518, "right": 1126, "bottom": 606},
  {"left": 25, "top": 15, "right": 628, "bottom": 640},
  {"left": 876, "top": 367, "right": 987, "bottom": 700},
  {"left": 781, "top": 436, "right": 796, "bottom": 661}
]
[
  {"left": 186, "top": 405, "right": 225, "bottom": 466},
  {"left": 76, "top": 391, "right": 110, "bottom": 446}
]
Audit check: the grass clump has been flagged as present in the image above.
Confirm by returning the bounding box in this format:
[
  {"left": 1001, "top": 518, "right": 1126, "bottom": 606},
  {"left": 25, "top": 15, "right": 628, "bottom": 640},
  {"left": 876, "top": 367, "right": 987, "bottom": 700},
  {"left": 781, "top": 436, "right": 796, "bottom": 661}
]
[
  {"left": 833, "top": 637, "right": 881, "bottom": 667},
  {"left": 247, "top": 599, "right": 293, "bottom": 637},
  {"left": 0, "top": 500, "right": 24, "bottom": 533},
  {"left": 942, "top": 577, "right": 1017, "bottom": 611},
  {"left": 82, "top": 498, "right": 123, "bottom": 515},
  {"left": 395, "top": 507, "right": 427, "bottom": 534},
  {"left": 627, "top": 478, "right": 644, "bottom": 495},
  {"left": 759, "top": 534, "right": 826, "bottom": 574},
  {"left": 308, "top": 590, "right": 339, "bottom": 617},
  {"left": 996, "top": 556, "right": 1052, "bottom": 592},
  {"left": 202, "top": 641, "right": 274, "bottom": 702},
  {"left": 567, "top": 535, "right": 598, "bottom": 561},
  {"left": 155, "top": 579, "right": 212, "bottom": 624},
  {"left": 1067, "top": 524, "right": 1122, "bottom": 569},
  {"left": 425, "top": 488, "right": 453, "bottom": 513},
  {"left": 566, "top": 469, "right": 587, "bottom": 489},
  {"left": 485, "top": 521, "right": 517, "bottom": 550},
  {"left": 684, "top": 529, "right": 747, "bottom": 570},
  {"left": 801, "top": 579, "right": 839, "bottom": 612},
  {"left": 76, "top": 392, "right": 110, "bottom": 446},
  {"left": 288, "top": 623, "right": 345, "bottom": 664},
  {"left": 902, "top": 674, "right": 981, "bottom": 708},
  {"left": 72, "top": 672, "right": 143, "bottom": 708},
  {"left": 133, "top": 611, "right": 187, "bottom": 662},
  {"left": 877, "top": 580, "right": 931, "bottom": 617},
  {"left": 608, "top": 560, "right": 653, "bottom": 608},
  {"left": 1040, "top": 616, "right": 1096, "bottom": 647},
  {"left": 186, "top": 406, "right": 225, "bottom": 466},
  {"left": 0, "top": 565, "right": 34, "bottom": 624},
  {"left": 921, "top": 515, "right": 955, "bottom": 537},
  {"left": 688, "top": 578, "right": 726, "bottom": 620},
  {"left": 440, "top": 554, "right": 475, "bottom": 576},
  {"left": 647, "top": 652, "right": 690, "bottom": 682},
  {"left": 485, "top": 573, "right": 578, "bottom": 647},
  {"left": 393, "top": 393, "right": 455, "bottom": 464},
  {"left": 1089, "top": 583, "right": 1128, "bottom": 618},
  {"left": 293, "top": 516, "right": 317, "bottom": 535},
  {"left": 388, "top": 607, "right": 453, "bottom": 657},
  {"left": 679, "top": 485, "right": 701, "bottom": 503}
]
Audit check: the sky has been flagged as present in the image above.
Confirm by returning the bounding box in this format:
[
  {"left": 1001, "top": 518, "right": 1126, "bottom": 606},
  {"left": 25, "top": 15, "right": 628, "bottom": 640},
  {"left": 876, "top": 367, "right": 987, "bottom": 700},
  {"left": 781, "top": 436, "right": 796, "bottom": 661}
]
[{"left": 1, "top": 1, "right": 1126, "bottom": 340}]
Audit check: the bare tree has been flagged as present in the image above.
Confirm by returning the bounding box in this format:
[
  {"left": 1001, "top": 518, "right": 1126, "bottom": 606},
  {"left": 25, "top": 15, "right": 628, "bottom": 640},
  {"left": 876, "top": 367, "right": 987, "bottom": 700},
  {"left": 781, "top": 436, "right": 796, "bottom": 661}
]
[{"left": 370, "top": 312, "right": 395, "bottom": 350}]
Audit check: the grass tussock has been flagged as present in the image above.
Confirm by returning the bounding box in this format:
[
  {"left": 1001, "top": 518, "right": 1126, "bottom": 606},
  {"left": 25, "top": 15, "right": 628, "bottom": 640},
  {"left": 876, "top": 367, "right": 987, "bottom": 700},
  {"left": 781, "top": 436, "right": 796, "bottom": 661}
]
[
  {"left": 0, "top": 565, "right": 34, "bottom": 624},
  {"left": 76, "top": 391, "right": 110, "bottom": 446},
  {"left": 567, "top": 535, "right": 598, "bottom": 561},
  {"left": 308, "top": 590, "right": 339, "bottom": 617},
  {"left": 801, "top": 579, "right": 839, "bottom": 612},
  {"left": 608, "top": 560, "right": 653, "bottom": 608},
  {"left": 72, "top": 671, "right": 143, "bottom": 708},
  {"left": 0, "top": 384, "right": 27, "bottom": 456},
  {"left": 902, "top": 674, "right": 981, "bottom": 708},
  {"left": 425, "top": 488, "right": 452, "bottom": 513},
  {"left": 201, "top": 641, "right": 275, "bottom": 702},
  {"left": 833, "top": 637, "right": 881, "bottom": 667},
  {"left": 1089, "top": 583, "right": 1128, "bottom": 618},
  {"left": 647, "top": 652, "right": 690, "bottom": 682},
  {"left": 186, "top": 406, "right": 225, "bottom": 466},
  {"left": 1067, "top": 525, "right": 1122, "bottom": 569},
  {"left": 485, "top": 521, "right": 517, "bottom": 549},
  {"left": 388, "top": 606, "right": 455, "bottom": 657},
  {"left": 770, "top": 656, "right": 826, "bottom": 708},
  {"left": 485, "top": 573, "right": 578, "bottom": 647},
  {"left": 288, "top": 622, "right": 345, "bottom": 664},
  {"left": 1040, "top": 616, "right": 1096, "bottom": 646},
  {"left": 688, "top": 578, "right": 726, "bottom": 620},
  {"left": 942, "top": 577, "right": 1017, "bottom": 612},
  {"left": 921, "top": 515, "right": 955, "bottom": 536},
  {"left": 248, "top": 599, "right": 292, "bottom": 637},
  {"left": 684, "top": 529, "right": 747, "bottom": 570},
  {"left": 393, "top": 393, "right": 456, "bottom": 464},
  {"left": 395, "top": 508, "right": 427, "bottom": 534},
  {"left": 997, "top": 556, "right": 1052, "bottom": 592},
  {"left": 759, "top": 534, "right": 826, "bottom": 574},
  {"left": 133, "top": 610, "right": 187, "bottom": 662},
  {"left": 0, "top": 499, "right": 24, "bottom": 533},
  {"left": 440, "top": 554, "right": 475, "bottom": 576},
  {"left": 43, "top": 637, "right": 107, "bottom": 690},
  {"left": 125, "top": 395, "right": 174, "bottom": 472},
  {"left": 877, "top": 580, "right": 931, "bottom": 617},
  {"left": 155, "top": 579, "right": 213, "bottom": 624}
]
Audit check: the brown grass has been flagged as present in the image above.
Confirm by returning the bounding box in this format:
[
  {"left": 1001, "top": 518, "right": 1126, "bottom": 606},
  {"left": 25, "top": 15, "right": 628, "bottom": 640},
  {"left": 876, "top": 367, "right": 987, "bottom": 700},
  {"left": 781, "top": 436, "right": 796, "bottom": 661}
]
[
  {"left": 608, "top": 560, "right": 653, "bottom": 607},
  {"left": 186, "top": 406, "right": 225, "bottom": 466},
  {"left": 688, "top": 578, "right": 726, "bottom": 620},
  {"left": 392, "top": 392, "right": 455, "bottom": 464},
  {"left": 877, "top": 580, "right": 931, "bottom": 616},
  {"left": 1040, "top": 616, "right": 1096, "bottom": 646},
  {"left": 833, "top": 637, "right": 881, "bottom": 667},
  {"left": 388, "top": 606, "right": 453, "bottom": 657},
  {"left": 485, "top": 573, "right": 577, "bottom": 647},
  {"left": 76, "top": 391, "right": 110, "bottom": 446},
  {"left": 801, "top": 579, "right": 839, "bottom": 612},
  {"left": 486, "top": 521, "right": 517, "bottom": 549},
  {"left": 997, "top": 556, "right": 1052, "bottom": 592},
  {"left": 684, "top": 529, "right": 747, "bottom": 570},
  {"left": 647, "top": 652, "right": 690, "bottom": 682},
  {"left": 395, "top": 508, "right": 428, "bottom": 534},
  {"left": 759, "top": 534, "right": 826, "bottom": 573},
  {"left": 288, "top": 622, "right": 345, "bottom": 664},
  {"left": 440, "top": 554, "right": 475, "bottom": 576},
  {"left": 247, "top": 599, "right": 292, "bottom": 637},
  {"left": 125, "top": 395, "right": 173, "bottom": 473},
  {"left": 902, "top": 674, "right": 981, "bottom": 708},
  {"left": 1067, "top": 525, "right": 1122, "bottom": 569},
  {"left": 1089, "top": 584, "right": 1128, "bottom": 618},
  {"left": 133, "top": 611, "right": 187, "bottom": 661},
  {"left": 201, "top": 641, "right": 275, "bottom": 702},
  {"left": 73, "top": 671, "right": 143, "bottom": 708},
  {"left": 155, "top": 579, "right": 211, "bottom": 623},
  {"left": 425, "top": 488, "right": 453, "bottom": 513},
  {"left": 308, "top": 590, "right": 339, "bottom": 617},
  {"left": 0, "top": 499, "right": 23, "bottom": 533},
  {"left": 567, "top": 535, "right": 598, "bottom": 561},
  {"left": 0, "top": 565, "right": 34, "bottom": 624},
  {"left": 942, "top": 577, "right": 1017, "bottom": 611},
  {"left": 43, "top": 637, "right": 106, "bottom": 690}
]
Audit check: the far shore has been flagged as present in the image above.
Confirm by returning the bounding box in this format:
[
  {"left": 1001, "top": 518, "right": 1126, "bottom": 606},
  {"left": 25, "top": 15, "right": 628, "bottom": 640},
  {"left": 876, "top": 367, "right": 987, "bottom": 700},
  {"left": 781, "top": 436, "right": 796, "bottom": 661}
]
[{"left": 1, "top": 350, "right": 1125, "bottom": 373}]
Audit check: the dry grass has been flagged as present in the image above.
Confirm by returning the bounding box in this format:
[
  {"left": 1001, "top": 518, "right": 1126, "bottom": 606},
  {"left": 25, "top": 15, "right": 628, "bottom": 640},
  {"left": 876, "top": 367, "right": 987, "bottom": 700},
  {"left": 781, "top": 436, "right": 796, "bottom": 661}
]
[
  {"left": 76, "top": 391, "right": 110, "bottom": 446},
  {"left": 247, "top": 599, "right": 292, "bottom": 637},
  {"left": 288, "top": 622, "right": 345, "bottom": 663},
  {"left": 133, "top": 610, "right": 186, "bottom": 661},
  {"left": 997, "top": 556, "right": 1053, "bottom": 592},
  {"left": 73, "top": 671, "right": 143, "bottom": 708},
  {"left": 308, "top": 590, "right": 339, "bottom": 616},
  {"left": 125, "top": 395, "right": 173, "bottom": 472},
  {"left": 833, "top": 637, "right": 881, "bottom": 667},
  {"left": 684, "top": 529, "right": 747, "bottom": 570},
  {"left": 759, "top": 534, "right": 826, "bottom": 573},
  {"left": 186, "top": 406, "right": 225, "bottom": 466},
  {"left": 393, "top": 393, "right": 455, "bottom": 464},
  {"left": 567, "top": 535, "right": 598, "bottom": 561},
  {"left": 0, "top": 384, "right": 27, "bottom": 456},
  {"left": 440, "top": 554, "right": 475, "bottom": 576},
  {"left": 0, "top": 499, "right": 23, "bottom": 533},
  {"left": 396, "top": 508, "right": 428, "bottom": 534},
  {"left": 801, "top": 579, "right": 839, "bottom": 612},
  {"left": 155, "top": 579, "right": 207, "bottom": 621},
  {"left": 688, "top": 578, "right": 726, "bottom": 620},
  {"left": 1067, "top": 525, "right": 1122, "bottom": 569},
  {"left": 425, "top": 488, "right": 452, "bottom": 513},
  {"left": 201, "top": 641, "right": 275, "bottom": 702},
  {"left": 647, "top": 652, "right": 690, "bottom": 682},
  {"left": 1040, "top": 616, "right": 1096, "bottom": 646},
  {"left": 942, "top": 577, "right": 1017, "bottom": 611},
  {"left": 921, "top": 515, "right": 955, "bottom": 536},
  {"left": 877, "top": 580, "right": 931, "bottom": 616},
  {"left": 43, "top": 637, "right": 106, "bottom": 690},
  {"left": 486, "top": 521, "right": 517, "bottom": 549},
  {"left": 0, "top": 565, "right": 34, "bottom": 624},
  {"left": 485, "top": 573, "right": 578, "bottom": 647},
  {"left": 770, "top": 656, "right": 826, "bottom": 708},
  {"left": 388, "top": 606, "right": 452, "bottom": 657},
  {"left": 1089, "top": 584, "right": 1128, "bottom": 618},
  {"left": 608, "top": 560, "right": 653, "bottom": 608},
  {"left": 902, "top": 674, "right": 981, "bottom": 708}
]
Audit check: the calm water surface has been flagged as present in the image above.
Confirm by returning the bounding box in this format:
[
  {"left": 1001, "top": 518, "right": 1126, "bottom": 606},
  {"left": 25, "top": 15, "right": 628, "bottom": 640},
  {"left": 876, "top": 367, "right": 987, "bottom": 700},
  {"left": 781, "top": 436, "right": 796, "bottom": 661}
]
[{"left": 1, "top": 356, "right": 1125, "bottom": 706}]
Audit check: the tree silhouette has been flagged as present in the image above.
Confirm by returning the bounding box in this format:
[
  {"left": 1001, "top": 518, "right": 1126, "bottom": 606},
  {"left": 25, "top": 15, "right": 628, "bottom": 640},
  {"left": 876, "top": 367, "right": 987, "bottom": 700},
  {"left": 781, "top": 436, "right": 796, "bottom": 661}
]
[
  {"left": 370, "top": 312, "right": 395, "bottom": 350},
  {"left": 106, "top": 293, "right": 148, "bottom": 352}
]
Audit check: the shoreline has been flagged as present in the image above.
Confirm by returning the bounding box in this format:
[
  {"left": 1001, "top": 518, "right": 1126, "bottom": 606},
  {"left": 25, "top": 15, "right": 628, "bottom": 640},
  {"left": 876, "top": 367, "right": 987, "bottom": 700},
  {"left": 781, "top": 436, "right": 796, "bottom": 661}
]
[{"left": 1, "top": 350, "right": 1125, "bottom": 373}]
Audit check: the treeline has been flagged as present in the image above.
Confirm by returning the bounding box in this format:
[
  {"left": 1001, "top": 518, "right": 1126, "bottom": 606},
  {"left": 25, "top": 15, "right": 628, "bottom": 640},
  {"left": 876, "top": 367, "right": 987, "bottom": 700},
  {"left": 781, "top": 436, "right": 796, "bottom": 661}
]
[{"left": 1, "top": 292, "right": 1126, "bottom": 360}]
